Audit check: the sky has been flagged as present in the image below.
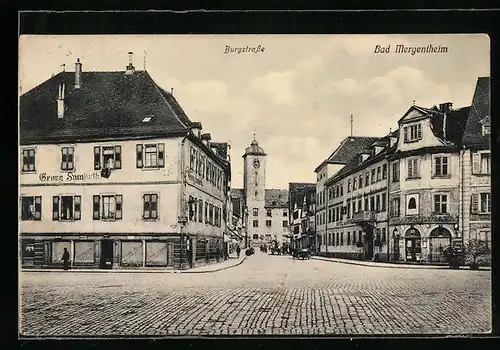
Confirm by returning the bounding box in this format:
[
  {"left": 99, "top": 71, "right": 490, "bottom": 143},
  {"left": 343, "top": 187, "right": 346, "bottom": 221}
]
[{"left": 19, "top": 34, "right": 490, "bottom": 189}]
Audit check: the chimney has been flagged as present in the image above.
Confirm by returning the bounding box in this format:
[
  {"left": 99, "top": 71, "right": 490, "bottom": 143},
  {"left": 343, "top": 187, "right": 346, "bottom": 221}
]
[
  {"left": 190, "top": 122, "right": 203, "bottom": 138},
  {"left": 74, "top": 58, "right": 82, "bottom": 89},
  {"left": 443, "top": 112, "right": 447, "bottom": 141},
  {"left": 125, "top": 51, "right": 135, "bottom": 75},
  {"left": 57, "top": 82, "right": 65, "bottom": 119},
  {"left": 200, "top": 133, "right": 212, "bottom": 147},
  {"left": 439, "top": 102, "right": 453, "bottom": 113}
]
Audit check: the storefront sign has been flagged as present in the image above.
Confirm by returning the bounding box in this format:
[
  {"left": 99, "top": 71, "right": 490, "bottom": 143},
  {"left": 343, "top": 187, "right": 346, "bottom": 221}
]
[{"left": 39, "top": 172, "right": 101, "bottom": 182}]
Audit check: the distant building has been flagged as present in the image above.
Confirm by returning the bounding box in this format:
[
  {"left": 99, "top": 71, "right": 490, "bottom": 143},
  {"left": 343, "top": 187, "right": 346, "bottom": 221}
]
[
  {"left": 231, "top": 138, "right": 289, "bottom": 247},
  {"left": 288, "top": 183, "right": 316, "bottom": 251},
  {"left": 19, "top": 54, "right": 231, "bottom": 270}
]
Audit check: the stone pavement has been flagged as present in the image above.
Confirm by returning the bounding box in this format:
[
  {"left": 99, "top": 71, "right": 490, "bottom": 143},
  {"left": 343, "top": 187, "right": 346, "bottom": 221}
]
[
  {"left": 19, "top": 250, "right": 491, "bottom": 337},
  {"left": 311, "top": 256, "right": 492, "bottom": 270},
  {"left": 21, "top": 255, "right": 246, "bottom": 274}
]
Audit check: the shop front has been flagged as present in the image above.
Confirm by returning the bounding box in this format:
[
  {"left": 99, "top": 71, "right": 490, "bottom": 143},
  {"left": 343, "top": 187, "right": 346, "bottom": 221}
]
[{"left": 405, "top": 227, "right": 422, "bottom": 262}]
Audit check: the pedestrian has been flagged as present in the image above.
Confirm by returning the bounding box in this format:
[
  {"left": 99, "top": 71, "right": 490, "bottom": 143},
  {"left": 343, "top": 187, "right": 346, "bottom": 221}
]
[
  {"left": 62, "top": 247, "right": 70, "bottom": 270},
  {"left": 236, "top": 245, "right": 241, "bottom": 258}
]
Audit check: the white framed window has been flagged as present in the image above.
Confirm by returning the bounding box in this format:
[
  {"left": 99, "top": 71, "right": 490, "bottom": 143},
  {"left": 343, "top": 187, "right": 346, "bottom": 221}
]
[
  {"left": 433, "top": 156, "right": 449, "bottom": 177},
  {"left": 21, "top": 196, "right": 42, "bottom": 221},
  {"left": 143, "top": 193, "right": 158, "bottom": 220},
  {"left": 433, "top": 194, "right": 448, "bottom": 214},
  {"left": 472, "top": 151, "right": 490, "bottom": 175},
  {"left": 482, "top": 125, "right": 490, "bottom": 136},
  {"left": 403, "top": 123, "right": 422, "bottom": 142},
  {"left": 406, "top": 194, "right": 419, "bottom": 216},
  {"left": 137, "top": 143, "right": 165, "bottom": 169},
  {"left": 407, "top": 157, "right": 420, "bottom": 179},
  {"left": 53, "top": 195, "right": 81, "bottom": 221},
  {"left": 61, "top": 147, "right": 75, "bottom": 171},
  {"left": 21, "top": 149, "right": 36, "bottom": 172},
  {"left": 93, "top": 194, "right": 123, "bottom": 220},
  {"left": 94, "top": 145, "right": 122, "bottom": 170},
  {"left": 472, "top": 192, "right": 492, "bottom": 214}
]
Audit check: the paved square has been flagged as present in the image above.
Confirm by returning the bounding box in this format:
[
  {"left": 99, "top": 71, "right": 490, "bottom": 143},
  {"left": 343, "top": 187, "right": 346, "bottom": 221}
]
[{"left": 20, "top": 251, "right": 491, "bottom": 336}]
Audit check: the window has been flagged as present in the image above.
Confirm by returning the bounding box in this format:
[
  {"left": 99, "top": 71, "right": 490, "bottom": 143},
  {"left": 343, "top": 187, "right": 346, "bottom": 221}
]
[
  {"left": 136, "top": 143, "right": 165, "bottom": 169},
  {"left": 21, "top": 196, "right": 41, "bottom": 221},
  {"left": 358, "top": 199, "right": 362, "bottom": 212},
  {"left": 406, "top": 194, "right": 419, "bottom": 215},
  {"left": 53, "top": 195, "right": 81, "bottom": 221},
  {"left": 283, "top": 220, "right": 288, "bottom": 227},
  {"left": 407, "top": 157, "right": 420, "bottom": 179},
  {"left": 266, "top": 209, "right": 272, "bottom": 217},
  {"left": 403, "top": 123, "right": 422, "bottom": 142},
  {"left": 376, "top": 195, "right": 380, "bottom": 212},
  {"left": 253, "top": 220, "right": 259, "bottom": 227},
  {"left": 336, "top": 232, "right": 339, "bottom": 246},
  {"left": 94, "top": 145, "right": 122, "bottom": 170},
  {"left": 482, "top": 125, "right": 491, "bottom": 136},
  {"left": 381, "top": 193, "right": 386, "bottom": 211},
  {"left": 21, "top": 149, "right": 36, "bottom": 172},
  {"left": 408, "top": 198, "right": 416, "bottom": 209},
  {"left": 391, "top": 197, "right": 400, "bottom": 217},
  {"left": 253, "top": 208, "right": 259, "bottom": 216},
  {"left": 481, "top": 153, "right": 490, "bottom": 174},
  {"left": 371, "top": 169, "right": 376, "bottom": 184},
  {"left": 479, "top": 193, "right": 491, "bottom": 213},
  {"left": 365, "top": 172, "right": 370, "bottom": 186},
  {"left": 433, "top": 194, "right": 448, "bottom": 214},
  {"left": 353, "top": 177, "right": 357, "bottom": 190},
  {"left": 376, "top": 166, "right": 381, "bottom": 181},
  {"left": 61, "top": 147, "right": 74, "bottom": 170},
  {"left": 370, "top": 196, "right": 375, "bottom": 212},
  {"left": 352, "top": 231, "right": 356, "bottom": 244},
  {"left": 93, "top": 194, "right": 123, "bottom": 220},
  {"left": 434, "top": 156, "right": 449, "bottom": 177},
  {"left": 382, "top": 164, "right": 387, "bottom": 179},
  {"left": 359, "top": 231, "right": 362, "bottom": 243},
  {"left": 359, "top": 174, "right": 363, "bottom": 188},
  {"left": 392, "top": 161, "right": 400, "bottom": 182},
  {"left": 381, "top": 228, "right": 386, "bottom": 243},
  {"left": 364, "top": 197, "right": 369, "bottom": 212},
  {"left": 266, "top": 220, "right": 272, "bottom": 227},
  {"left": 340, "top": 183, "right": 343, "bottom": 196},
  {"left": 346, "top": 200, "right": 351, "bottom": 218},
  {"left": 347, "top": 179, "right": 352, "bottom": 192},
  {"left": 252, "top": 234, "right": 259, "bottom": 240},
  {"left": 352, "top": 201, "right": 356, "bottom": 214},
  {"left": 347, "top": 232, "right": 351, "bottom": 245},
  {"left": 143, "top": 194, "right": 158, "bottom": 220},
  {"left": 340, "top": 232, "right": 344, "bottom": 245},
  {"left": 283, "top": 211, "right": 287, "bottom": 217}
]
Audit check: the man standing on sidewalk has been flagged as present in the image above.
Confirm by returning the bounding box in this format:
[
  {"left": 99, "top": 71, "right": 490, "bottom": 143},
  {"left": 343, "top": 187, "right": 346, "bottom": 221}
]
[
  {"left": 236, "top": 245, "right": 241, "bottom": 258},
  {"left": 62, "top": 248, "right": 70, "bottom": 270}
]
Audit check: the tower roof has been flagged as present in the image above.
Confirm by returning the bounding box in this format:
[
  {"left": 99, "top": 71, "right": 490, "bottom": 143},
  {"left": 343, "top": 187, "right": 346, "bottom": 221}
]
[{"left": 243, "top": 138, "right": 266, "bottom": 157}]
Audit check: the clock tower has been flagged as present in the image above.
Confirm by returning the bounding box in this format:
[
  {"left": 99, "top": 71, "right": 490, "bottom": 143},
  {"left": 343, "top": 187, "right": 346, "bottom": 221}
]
[{"left": 243, "top": 137, "right": 267, "bottom": 243}]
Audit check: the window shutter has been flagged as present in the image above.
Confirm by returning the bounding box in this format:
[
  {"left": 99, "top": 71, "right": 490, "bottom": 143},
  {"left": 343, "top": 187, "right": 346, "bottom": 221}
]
[
  {"left": 471, "top": 194, "right": 479, "bottom": 213},
  {"left": 404, "top": 127, "right": 408, "bottom": 142},
  {"left": 114, "top": 146, "right": 122, "bottom": 169},
  {"left": 74, "top": 196, "right": 81, "bottom": 220},
  {"left": 115, "top": 195, "right": 123, "bottom": 219},
  {"left": 34, "top": 196, "right": 42, "bottom": 220},
  {"left": 136, "top": 144, "right": 144, "bottom": 168},
  {"left": 52, "top": 196, "right": 59, "bottom": 220},
  {"left": 158, "top": 143, "right": 165, "bottom": 168},
  {"left": 93, "top": 195, "right": 100, "bottom": 220},
  {"left": 94, "top": 147, "right": 101, "bottom": 170},
  {"left": 407, "top": 159, "right": 413, "bottom": 178},
  {"left": 472, "top": 152, "right": 480, "bottom": 174}
]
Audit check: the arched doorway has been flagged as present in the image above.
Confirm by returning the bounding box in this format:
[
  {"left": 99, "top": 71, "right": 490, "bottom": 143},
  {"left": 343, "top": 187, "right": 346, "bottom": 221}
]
[
  {"left": 429, "top": 226, "right": 451, "bottom": 263},
  {"left": 405, "top": 227, "right": 422, "bottom": 262}
]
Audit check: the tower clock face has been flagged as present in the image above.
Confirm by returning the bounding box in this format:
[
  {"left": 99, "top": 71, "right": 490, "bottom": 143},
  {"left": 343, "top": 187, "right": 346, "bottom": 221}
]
[{"left": 253, "top": 158, "right": 260, "bottom": 169}]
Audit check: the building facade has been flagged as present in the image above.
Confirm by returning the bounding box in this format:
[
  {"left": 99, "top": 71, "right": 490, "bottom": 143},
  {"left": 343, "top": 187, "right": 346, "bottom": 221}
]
[
  {"left": 288, "top": 183, "right": 316, "bottom": 251},
  {"left": 19, "top": 55, "right": 231, "bottom": 270},
  {"left": 231, "top": 138, "right": 289, "bottom": 247}
]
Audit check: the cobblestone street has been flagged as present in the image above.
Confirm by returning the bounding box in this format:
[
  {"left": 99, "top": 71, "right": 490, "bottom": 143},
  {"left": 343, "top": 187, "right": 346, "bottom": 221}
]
[{"left": 20, "top": 250, "right": 491, "bottom": 337}]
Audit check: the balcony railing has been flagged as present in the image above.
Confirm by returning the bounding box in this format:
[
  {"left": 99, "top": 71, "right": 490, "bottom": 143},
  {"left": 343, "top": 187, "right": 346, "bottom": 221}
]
[{"left": 351, "top": 211, "right": 376, "bottom": 223}]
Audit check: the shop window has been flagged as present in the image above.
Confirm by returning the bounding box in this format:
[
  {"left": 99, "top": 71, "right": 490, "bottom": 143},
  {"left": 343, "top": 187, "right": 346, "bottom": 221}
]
[
  {"left": 21, "top": 149, "right": 36, "bottom": 172},
  {"left": 21, "top": 239, "right": 35, "bottom": 263},
  {"left": 61, "top": 147, "right": 75, "bottom": 171},
  {"left": 52, "top": 241, "right": 71, "bottom": 264},
  {"left": 21, "top": 196, "right": 42, "bottom": 221},
  {"left": 146, "top": 241, "right": 169, "bottom": 266},
  {"left": 74, "top": 241, "right": 95, "bottom": 265},
  {"left": 94, "top": 145, "right": 122, "bottom": 170},
  {"left": 121, "top": 241, "right": 143, "bottom": 267},
  {"left": 143, "top": 194, "right": 158, "bottom": 220},
  {"left": 53, "top": 195, "right": 81, "bottom": 221}
]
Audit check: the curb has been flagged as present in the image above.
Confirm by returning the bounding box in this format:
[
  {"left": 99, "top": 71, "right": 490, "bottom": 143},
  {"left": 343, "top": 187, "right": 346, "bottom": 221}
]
[
  {"left": 21, "top": 257, "right": 247, "bottom": 274},
  {"left": 311, "top": 256, "right": 491, "bottom": 271}
]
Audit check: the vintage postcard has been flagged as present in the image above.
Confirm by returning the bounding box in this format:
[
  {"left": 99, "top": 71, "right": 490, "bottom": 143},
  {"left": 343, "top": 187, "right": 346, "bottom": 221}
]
[{"left": 19, "top": 34, "right": 491, "bottom": 337}]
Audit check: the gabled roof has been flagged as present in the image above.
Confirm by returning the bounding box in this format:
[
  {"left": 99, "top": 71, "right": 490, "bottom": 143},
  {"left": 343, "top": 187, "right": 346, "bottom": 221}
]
[
  {"left": 20, "top": 70, "right": 190, "bottom": 144},
  {"left": 462, "top": 77, "right": 491, "bottom": 148},
  {"left": 265, "top": 189, "right": 288, "bottom": 208},
  {"left": 314, "top": 136, "right": 381, "bottom": 172},
  {"left": 429, "top": 106, "right": 471, "bottom": 146},
  {"left": 398, "top": 105, "right": 441, "bottom": 124},
  {"left": 288, "top": 182, "right": 316, "bottom": 212}
]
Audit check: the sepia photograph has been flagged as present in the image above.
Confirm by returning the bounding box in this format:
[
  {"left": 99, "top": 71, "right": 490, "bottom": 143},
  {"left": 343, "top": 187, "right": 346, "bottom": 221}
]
[{"left": 18, "top": 34, "right": 491, "bottom": 337}]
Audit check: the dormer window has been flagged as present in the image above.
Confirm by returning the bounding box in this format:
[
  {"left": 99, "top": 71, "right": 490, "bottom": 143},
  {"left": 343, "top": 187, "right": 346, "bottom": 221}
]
[
  {"left": 142, "top": 115, "right": 153, "bottom": 123},
  {"left": 480, "top": 116, "right": 491, "bottom": 136},
  {"left": 403, "top": 123, "right": 422, "bottom": 143}
]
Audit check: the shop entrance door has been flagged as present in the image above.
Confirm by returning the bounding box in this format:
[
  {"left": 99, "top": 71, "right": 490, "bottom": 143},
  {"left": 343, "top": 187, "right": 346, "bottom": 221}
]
[
  {"left": 100, "top": 240, "right": 114, "bottom": 269},
  {"left": 405, "top": 227, "right": 422, "bottom": 262}
]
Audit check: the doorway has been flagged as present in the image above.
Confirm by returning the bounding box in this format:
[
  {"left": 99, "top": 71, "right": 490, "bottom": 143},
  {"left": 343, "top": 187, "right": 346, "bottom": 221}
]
[
  {"left": 405, "top": 227, "right": 422, "bottom": 262},
  {"left": 364, "top": 227, "right": 374, "bottom": 260},
  {"left": 100, "top": 239, "right": 114, "bottom": 269}
]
